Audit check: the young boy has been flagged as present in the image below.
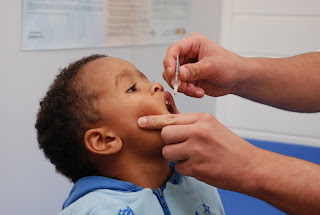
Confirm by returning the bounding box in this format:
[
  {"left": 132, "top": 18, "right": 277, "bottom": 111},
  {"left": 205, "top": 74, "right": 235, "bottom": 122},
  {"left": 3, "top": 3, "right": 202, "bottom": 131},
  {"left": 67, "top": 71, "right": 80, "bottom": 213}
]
[{"left": 35, "top": 54, "right": 225, "bottom": 215}]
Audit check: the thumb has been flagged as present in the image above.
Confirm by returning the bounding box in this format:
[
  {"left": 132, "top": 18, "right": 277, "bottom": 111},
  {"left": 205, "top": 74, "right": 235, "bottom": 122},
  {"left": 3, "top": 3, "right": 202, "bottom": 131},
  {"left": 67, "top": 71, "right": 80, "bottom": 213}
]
[{"left": 180, "top": 59, "right": 211, "bottom": 82}]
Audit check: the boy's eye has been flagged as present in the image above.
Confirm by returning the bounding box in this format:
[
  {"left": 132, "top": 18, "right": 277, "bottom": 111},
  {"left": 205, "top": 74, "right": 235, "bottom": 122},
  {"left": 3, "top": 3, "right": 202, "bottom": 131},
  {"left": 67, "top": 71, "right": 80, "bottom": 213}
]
[{"left": 127, "top": 84, "right": 137, "bottom": 93}]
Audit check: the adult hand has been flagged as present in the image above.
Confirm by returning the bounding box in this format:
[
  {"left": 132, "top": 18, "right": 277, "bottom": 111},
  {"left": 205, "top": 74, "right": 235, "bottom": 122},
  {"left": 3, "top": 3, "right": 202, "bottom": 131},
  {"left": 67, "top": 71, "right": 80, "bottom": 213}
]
[
  {"left": 163, "top": 33, "right": 251, "bottom": 98},
  {"left": 138, "top": 113, "right": 259, "bottom": 192},
  {"left": 138, "top": 113, "right": 320, "bottom": 215}
]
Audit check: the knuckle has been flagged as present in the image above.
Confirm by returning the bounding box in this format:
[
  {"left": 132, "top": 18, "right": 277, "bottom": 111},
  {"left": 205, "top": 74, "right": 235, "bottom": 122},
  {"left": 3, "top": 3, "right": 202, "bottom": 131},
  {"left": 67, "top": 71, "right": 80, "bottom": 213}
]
[
  {"left": 190, "top": 141, "right": 206, "bottom": 158},
  {"left": 167, "top": 44, "right": 175, "bottom": 53},
  {"left": 197, "top": 129, "right": 208, "bottom": 140},
  {"left": 165, "top": 114, "right": 177, "bottom": 125},
  {"left": 208, "top": 59, "right": 218, "bottom": 69},
  {"left": 163, "top": 58, "right": 168, "bottom": 67},
  {"left": 150, "top": 114, "right": 177, "bottom": 129},
  {"left": 194, "top": 125, "right": 212, "bottom": 141},
  {"left": 192, "top": 163, "right": 204, "bottom": 176},
  {"left": 149, "top": 116, "right": 163, "bottom": 128},
  {"left": 150, "top": 117, "right": 158, "bottom": 127},
  {"left": 190, "top": 143, "right": 202, "bottom": 156},
  {"left": 162, "top": 146, "right": 169, "bottom": 157},
  {"left": 199, "top": 113, "right": 215, "bottom": 122},
  {"left": 187, "top": 124, "right": 197, "bottom": 136},
  {"left": 193, "top": 65, "right": 201, "bottom": 79},
  {"left": 161, "top": 126, "right": 169, "bottom": 137}
]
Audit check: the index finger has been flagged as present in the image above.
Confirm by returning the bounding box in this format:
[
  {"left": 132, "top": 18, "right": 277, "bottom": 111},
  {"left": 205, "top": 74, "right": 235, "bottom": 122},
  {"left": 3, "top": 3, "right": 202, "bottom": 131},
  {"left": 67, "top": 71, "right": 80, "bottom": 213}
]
[
  {"left": 163, "top": 37, "right": 192, "bottom": 75},
  {"left": 137, "top": 113, "right": 198, "bottom": 129},
  {"left": 162, "top": 34, "right": 200, "bottom": 86},
  {"left": 163, "top": 34, "right": 202, "bottom": 83}
]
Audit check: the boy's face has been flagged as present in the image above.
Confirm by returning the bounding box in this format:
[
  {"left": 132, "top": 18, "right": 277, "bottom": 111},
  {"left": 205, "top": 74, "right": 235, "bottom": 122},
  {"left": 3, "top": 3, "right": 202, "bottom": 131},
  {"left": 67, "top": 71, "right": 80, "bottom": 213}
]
[{"left": 82, "top": 57, "right": 179, "bottom": 157}]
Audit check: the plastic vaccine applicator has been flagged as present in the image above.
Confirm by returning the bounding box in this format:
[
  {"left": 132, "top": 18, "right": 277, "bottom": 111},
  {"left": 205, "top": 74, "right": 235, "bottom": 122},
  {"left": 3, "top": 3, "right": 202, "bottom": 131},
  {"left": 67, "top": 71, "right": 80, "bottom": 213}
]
[{"left": 171, "top": 55, "right": 181, "bottom": 95}]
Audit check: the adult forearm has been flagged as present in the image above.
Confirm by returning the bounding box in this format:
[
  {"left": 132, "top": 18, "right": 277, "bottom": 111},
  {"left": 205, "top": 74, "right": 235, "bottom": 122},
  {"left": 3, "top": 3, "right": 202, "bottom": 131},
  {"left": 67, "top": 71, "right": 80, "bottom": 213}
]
[
  {"left": 243, "top": 148, "right": 320, "bottom": 215},
  {"left": 235, "top": 52, "right": 320, "bottom": 112}
]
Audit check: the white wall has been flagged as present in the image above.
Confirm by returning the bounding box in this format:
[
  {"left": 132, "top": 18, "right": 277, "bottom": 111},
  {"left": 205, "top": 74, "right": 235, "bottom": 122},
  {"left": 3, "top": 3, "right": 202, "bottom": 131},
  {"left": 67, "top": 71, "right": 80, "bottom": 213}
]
[
  {"left": 217, "top": 0, "right": 320, "bottom": 146},
  {"left": 0, "top": 0, "right": 221, "bottom": 214}
]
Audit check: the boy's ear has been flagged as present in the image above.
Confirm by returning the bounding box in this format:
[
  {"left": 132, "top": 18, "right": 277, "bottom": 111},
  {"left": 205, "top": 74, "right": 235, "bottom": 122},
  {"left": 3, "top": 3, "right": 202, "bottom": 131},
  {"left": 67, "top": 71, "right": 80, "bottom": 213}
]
[{"left": 84, "top": 128, "right": 123, "bottom": 155}]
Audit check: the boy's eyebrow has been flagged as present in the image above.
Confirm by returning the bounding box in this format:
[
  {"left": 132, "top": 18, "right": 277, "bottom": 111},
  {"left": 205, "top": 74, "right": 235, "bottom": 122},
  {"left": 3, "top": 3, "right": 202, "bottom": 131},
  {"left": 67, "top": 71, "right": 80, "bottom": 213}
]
[
  {"left": 115, "top": 70, "right": 147, "bottom": 87},
  {"left": 115, "top": 70, "right": 130, "bottom": 87},
  {"left": 139, "top": 70, "right": 148, "bottom": 80}
]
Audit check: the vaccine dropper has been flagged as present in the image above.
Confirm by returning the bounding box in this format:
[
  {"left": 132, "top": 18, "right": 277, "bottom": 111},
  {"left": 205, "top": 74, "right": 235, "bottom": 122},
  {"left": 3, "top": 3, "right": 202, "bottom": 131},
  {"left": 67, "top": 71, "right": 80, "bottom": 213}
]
[{"left": 171, "top": 55, "right": 181, "bottom": 95}]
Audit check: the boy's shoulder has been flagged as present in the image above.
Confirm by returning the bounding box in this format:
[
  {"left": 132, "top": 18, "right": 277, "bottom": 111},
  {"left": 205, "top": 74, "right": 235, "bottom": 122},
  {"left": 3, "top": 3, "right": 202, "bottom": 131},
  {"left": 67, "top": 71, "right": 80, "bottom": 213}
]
[
  {"left": 60, "top": 173, "right": 225, "bottom": 215},
  {"left": 59, "top": 188, "right": 164, "bottom": 215}
]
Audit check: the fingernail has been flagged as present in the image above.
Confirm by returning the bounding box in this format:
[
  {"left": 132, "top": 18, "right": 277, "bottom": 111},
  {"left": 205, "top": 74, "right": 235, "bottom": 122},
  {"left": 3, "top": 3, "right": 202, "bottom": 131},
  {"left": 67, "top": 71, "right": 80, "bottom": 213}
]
[
  {"left": 195, "top": 90, "right": 204, "bottom": 97},
  {"left": 181, "top": 67, "right": 190, "bottom": 80},
  {"left": 138, "top": 117, "right": 147, "bottom": 127}
]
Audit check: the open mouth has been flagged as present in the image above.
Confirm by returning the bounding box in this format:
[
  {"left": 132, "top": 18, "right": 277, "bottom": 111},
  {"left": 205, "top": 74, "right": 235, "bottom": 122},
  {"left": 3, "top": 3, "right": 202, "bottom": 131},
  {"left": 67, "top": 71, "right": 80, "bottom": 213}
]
[
  {"left": 164, "top": 91, "right": 179, "bottom": 114},
  {"left": 166, "top": 100, "right": 173, "bottom": 113}
]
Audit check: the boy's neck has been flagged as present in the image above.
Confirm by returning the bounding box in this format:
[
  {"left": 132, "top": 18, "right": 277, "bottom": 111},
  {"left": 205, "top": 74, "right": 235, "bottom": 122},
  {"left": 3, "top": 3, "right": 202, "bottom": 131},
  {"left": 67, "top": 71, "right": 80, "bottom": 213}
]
[{"left": 101, "top": 155, "right": 172, "bottom": 190}]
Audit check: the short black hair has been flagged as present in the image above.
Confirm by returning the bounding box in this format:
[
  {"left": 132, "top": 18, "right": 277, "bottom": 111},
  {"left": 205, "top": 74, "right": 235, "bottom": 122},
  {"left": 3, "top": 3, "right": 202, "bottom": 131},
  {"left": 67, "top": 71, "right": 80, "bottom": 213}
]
[{"left": 35, "top": 54, "right": 107, "bottom": 182}]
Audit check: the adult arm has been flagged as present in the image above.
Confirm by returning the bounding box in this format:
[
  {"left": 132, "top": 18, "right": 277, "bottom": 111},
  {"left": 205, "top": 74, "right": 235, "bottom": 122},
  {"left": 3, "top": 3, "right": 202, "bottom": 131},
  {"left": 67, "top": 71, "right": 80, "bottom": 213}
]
[
  {"left": 163, "top": 33, "right": 320, "bottom": 112},
  {"left": 138, "top": 114, "right": 320, "bottom": 215},
  {"left": 236, "top": 53, "right": 320, "bottom": 112}
]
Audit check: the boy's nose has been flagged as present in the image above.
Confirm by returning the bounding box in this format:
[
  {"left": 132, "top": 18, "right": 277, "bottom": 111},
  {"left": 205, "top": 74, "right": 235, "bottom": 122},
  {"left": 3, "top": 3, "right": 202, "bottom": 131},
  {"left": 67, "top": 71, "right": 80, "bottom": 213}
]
[{"left": 151, "top": 82, "right": 164, "bottom": 94}]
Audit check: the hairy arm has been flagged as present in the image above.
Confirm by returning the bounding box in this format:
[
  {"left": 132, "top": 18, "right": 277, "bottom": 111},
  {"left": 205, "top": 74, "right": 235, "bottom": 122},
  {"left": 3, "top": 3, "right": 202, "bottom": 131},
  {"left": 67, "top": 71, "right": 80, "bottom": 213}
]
[
  {"left": 243, "top": 146, "right": 320, "bottom": 215},
  {"left": 237, "top": 52, "right": 320, "bottom": 112}
]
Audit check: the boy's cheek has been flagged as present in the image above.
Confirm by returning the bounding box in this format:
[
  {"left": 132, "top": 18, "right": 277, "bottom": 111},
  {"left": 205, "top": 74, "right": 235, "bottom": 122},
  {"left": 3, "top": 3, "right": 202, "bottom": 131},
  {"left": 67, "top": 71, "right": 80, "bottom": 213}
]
[
  {"left": 135, "top": 104, "right": 159, "bottom": 117},
  {"left": 137, "top": 100, "right": 167, "bottom": 116},
  {"left": 116, "top": 98, "right": 166, "bottom": 126}
]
